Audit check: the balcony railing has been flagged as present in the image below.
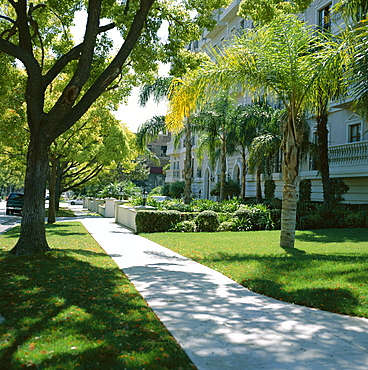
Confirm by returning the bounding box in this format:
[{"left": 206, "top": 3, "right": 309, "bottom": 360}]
[{"left": 329, "top": 141, "right": 368, "bottom": 166}]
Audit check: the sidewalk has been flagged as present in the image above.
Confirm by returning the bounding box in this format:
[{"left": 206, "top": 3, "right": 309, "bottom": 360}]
[{"left": 79, "top": 217, "right": 368, "bottom": 370}]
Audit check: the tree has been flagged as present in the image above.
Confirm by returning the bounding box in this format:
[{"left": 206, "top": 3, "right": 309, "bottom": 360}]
[
  {"left": 0, "top": 0, "right": 231, "bottom": 255},
  {"left": 238, "top": 0, "right": 313, "bottom": 24},
  {"left": 337, "top": 3, "right": 368, "bottom": 121},
  {"left": 246, "top": 105, "right": 283, "bottom": 203},
  {"left": 138, "top": 77, "right": 196, "bottom": 204},
  {"left": 227, "top": 102, "right": 283, "bottom": 200},
  {"left": 167, "top": 15, "right": 342, "bottom": 249},
  {"left": 47, "top": 106, "right": 131, "bottom": 223},
  {"left": 193, "top": 94, "right": 237, "bottom": 202}
]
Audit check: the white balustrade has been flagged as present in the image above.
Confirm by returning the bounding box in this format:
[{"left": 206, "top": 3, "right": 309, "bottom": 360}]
[{"left": 329, "top": 141, "right": 368, "bottom": 166}]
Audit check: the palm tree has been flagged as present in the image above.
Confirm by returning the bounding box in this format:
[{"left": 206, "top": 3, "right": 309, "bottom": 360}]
[
  {"left": 337, "top": 6, "right": 368, "bottom": 121},
  {"left": 138, "top": 77, "right": 196, "bottom": 204},
  {"left": 246, "top": 105, "right": 283, "bottom": 203},
  {"left": 227, "top": 102, "right": 283, "bottom": 200},
  {"left": 168, "top": 15, "right": 342, "bottom": 248},
  {"left": 193, "top": 94, "right": 235, "bottom": 201}
]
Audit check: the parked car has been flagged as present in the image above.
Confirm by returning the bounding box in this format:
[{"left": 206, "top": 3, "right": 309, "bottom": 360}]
[
  {"left": 68, "top": 198, "right": 83, "bottom": 205},
  {"left": 6, "top": 192, "right": 24, "bottom": 215},
  {"left": 150, "top": 195, "right": 172, "bottom": 202}
]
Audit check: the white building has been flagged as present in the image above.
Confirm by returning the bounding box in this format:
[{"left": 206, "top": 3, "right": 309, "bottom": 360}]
[{"left": 165, "top": 0, "right": 368, "bottom": 204}]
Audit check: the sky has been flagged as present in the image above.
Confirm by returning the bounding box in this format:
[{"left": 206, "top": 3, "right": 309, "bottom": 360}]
[
  {"left": 71, "top": 11, "right": 169, "bottom": 134},
  {"left": 113, "top": 64, "right": 170, "bottom": 133}
]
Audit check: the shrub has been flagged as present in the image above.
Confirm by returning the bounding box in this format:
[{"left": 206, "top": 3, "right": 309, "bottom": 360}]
[
  {"left": 195, "top": 210, "right": 220, "bottom": 232},
  {"left": 330, "top": 178, "right": 349, "bottom": 204},
  {"left": 299, "top": 212, "right": 325, "bottom": 230},
  {"left": 217, "top": 221, "right": 237, "bottom": 232},
  {"left": 264, "top": 179, "right": 276, "bottom": 200},
  {"left": 234, "top": 205, "right": 274, "bottom": 231},
  {"left": 299, "top": 179, "right": 312, "bottom": 202},
  {"left": 234, "top": 207, "right": 252, "bottom": 221},
  {"left": 149, "top": 186, "right": 164, "bottom": 195},
  {"left": 210, "top": 180, "right": 240, "bottom": 199},
  {"left": 135, "top": 210, "right": 181, "bottom": 233},
  {"left": 233, "top": 217, "right": 252, "bottom": 231},
  {"left": 171, "top": 220, "right": 197, "bottom": 232},
  {"left": 169, "top": 181, "right": 185, "bottom": 199}
]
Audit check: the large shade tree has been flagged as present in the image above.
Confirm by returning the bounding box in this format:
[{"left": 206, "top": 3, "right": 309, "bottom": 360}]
[
  {"left": 0, "top": 0, "right": 231, "bottom": 255},
  {"left": 167, "top": 15, "right": 342, "bottom": 249}
]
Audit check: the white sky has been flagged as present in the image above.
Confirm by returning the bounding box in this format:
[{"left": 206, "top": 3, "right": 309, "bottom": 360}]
[{"left": 71, "top": 11, "right": 169, "bottom": 134}]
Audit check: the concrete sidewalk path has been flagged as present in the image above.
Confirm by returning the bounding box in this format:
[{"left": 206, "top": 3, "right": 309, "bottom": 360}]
[{"left": 79, "top": 217, "right": 368, "bottom": 370}]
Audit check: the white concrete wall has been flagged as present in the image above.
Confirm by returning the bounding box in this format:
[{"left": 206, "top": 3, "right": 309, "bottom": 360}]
[{"left": 115, "top": 205, "right": 137, "bottom": 232}]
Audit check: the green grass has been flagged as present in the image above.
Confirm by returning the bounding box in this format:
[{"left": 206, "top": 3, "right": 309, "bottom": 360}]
[
  {"left": 45, "top": 208, "right": 76, "bottom": 218},
  {"left": 143, "top": 229, "right": 368, "bottom": 318},
  {"left": 0, "top": 223, "right": 195, "bottom": 369}
]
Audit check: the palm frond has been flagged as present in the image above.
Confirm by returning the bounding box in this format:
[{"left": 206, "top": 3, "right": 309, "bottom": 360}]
[
  {"left": 136, "top": 115, "right": 166, "bottom": 149},
  {"left": 138, "top": 77, "right": 172, "bottom": 107}
]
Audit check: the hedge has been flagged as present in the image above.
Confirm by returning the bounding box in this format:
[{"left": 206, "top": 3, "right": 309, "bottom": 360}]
[{"left": 136, "top": 210, "right": 182, "bottom": 233}]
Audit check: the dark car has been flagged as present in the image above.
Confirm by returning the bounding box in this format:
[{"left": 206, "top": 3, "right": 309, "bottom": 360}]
[{"left": 6, "top": 192, "right": 24, "bottom": 215}]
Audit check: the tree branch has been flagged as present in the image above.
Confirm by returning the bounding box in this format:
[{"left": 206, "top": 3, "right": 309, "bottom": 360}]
[{"left": 53, "top": 0, "right": 156, "bottom": 138}]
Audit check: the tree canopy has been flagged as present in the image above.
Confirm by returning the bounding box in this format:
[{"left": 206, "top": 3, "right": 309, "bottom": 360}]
[{"left": 0, "top": 0, "right": 231, "bottom": 255}]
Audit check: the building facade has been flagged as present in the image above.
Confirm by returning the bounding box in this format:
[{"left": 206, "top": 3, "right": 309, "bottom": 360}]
[{"left": 165, "top": 0, "right": 368, "bottom": 204}]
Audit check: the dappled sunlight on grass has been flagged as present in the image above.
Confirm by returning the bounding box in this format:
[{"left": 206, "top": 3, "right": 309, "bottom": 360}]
[{"left": 0, "top": 222, "right": 195, "bottom": 369}]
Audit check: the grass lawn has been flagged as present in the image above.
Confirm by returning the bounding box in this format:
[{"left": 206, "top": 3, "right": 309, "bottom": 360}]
[
  {"left": 143, "top": 229, "right": 368, "bottom": 318},
  {"left": 0, "top": 223, "right": 195, "bottom": 369},
  {"left": 45, "top": 208, "right": 76, "bottom": 218}
]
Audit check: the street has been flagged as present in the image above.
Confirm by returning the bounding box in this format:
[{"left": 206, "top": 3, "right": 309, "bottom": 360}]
[{"left": 0, "top": 200, "right": 21, "bottom": 234}]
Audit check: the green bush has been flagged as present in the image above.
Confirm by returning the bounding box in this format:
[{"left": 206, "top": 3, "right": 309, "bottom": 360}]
[
  {"left": 149, "top": 186, "right": 164, "bottom": 195},
  {"left": 169, "top": 181, "right": 185, "bottom": 199},
  {"left": 299, "top": 179, "right": 312, "bottom": 202},
  {"left": 136, "top": 210, "right": 182, "bottom": 233},
  {"left": 217, "top": 221, "right": 237, "bottom": 232},
  {"left": 195, "top": 210, "right": 220, "bottom": 232},
  {"left": 210, "top": 180, "right": 240, "bottom": 199},
  {"left": 170, "top": 220, "right": 197, "bottom": 232},
  {"left": 299, "top": 212, "right": 325, "bottom": 230},
  {"left": 234, "top": 208, "right": 252, "bottom": 221},
  {"left": 264, "top": 179, "right": 276, "bottom": 200},
  {"left": 235, "top": 205, "right": 274, "bottom": 231},
  {"left": 330, "top": 178, "right": 349, "bottom": 204}
]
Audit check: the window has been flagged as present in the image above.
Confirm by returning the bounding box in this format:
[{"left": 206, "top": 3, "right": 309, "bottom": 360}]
[
  {"left": 318, "top": 3, "right": 331, "bottom": 31},
  {"left": 160, "top": 146, "right": 167, "bottom": 156},
  {"left": 349, "top": 123, "right": 361, "bottom": 142}
]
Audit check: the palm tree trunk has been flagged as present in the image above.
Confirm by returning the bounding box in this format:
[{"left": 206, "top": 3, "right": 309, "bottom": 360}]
[
  {"left": 241, "top": 149, "right": 247, "bottom": 199},
  {"left": 280, "top": 117, "right": 299, "bottom": 249},
  {"left": 316, "top": 109, "right": 331, "bottom": 209},
  {"left": 219, "top": 137, "right": 227, "bottom": 202},
  {"left": 183, "top": 119, "right": 192, "bottom": 204},
  {"left": 256, "top": 167, "right": 263, "bottom": 203}
]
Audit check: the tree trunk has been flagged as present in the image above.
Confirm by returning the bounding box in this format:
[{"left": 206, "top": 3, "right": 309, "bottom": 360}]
[
  {"left": 255, "top": 167, "right": 263, "bottom": 203},
  {"left": 183, "top": 119, "right": 192, "bottom": 204},
  {"left": 241, "top": 149, "right": 247, "bottom": 199},
  {"left": 316, "top": 111, "right": 331, "bottom": 209},
  {"left": 279, "top": 117, "right": 299, "bottom": 249},
  {"left": 10, "top": 136, "right": 50, "bottom": 255},
  {"left": 48, "top": 155, "right": 57, "bottom": 224},
  {"left": 55, "top": 160, "right": 65, "bottom": 212},
  {"left": 219, "top": 136, "right": 227, "bottom": 202}
]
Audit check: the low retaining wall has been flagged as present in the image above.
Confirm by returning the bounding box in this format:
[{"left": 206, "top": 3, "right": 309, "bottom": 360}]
[
  {"left": 85, "top": 198, "right": 117, "bottom": 218},
  {"left": 116, "top": 205, "right": 137, "bottom": 232}
]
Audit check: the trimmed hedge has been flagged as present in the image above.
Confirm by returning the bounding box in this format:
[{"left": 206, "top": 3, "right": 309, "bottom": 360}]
[
  {"left": 136, "top": 210, "right": 182, "bottom": 233},
  {"left": 195, "top": 210, "right": 220, "bottom": 232}
]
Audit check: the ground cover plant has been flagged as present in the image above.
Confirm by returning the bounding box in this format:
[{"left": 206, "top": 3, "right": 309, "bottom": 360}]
[
  {"left": 143, "top": 229, "right": 368, "bottom": 318},
  {"left": 0, "top": 223, "right": 195, "bottom": 369}
]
